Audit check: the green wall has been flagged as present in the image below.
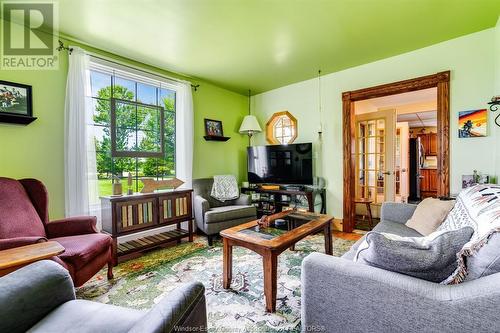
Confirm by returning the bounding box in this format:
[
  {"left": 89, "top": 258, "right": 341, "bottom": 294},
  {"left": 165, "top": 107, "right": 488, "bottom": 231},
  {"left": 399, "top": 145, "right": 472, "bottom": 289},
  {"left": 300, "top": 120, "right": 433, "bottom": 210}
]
[
  {"left": 253, "top": 27, "right": 499, "bottom": 218},
  {"left": 0, "top": 29, "right": 248, "bottom": 219}
]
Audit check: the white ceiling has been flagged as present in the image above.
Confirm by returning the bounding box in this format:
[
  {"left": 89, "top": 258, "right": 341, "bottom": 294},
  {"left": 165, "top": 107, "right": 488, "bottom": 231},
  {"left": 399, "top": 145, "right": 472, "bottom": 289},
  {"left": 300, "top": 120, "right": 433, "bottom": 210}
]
[
  {"left": 355, "top": 87, "right": 437, "bottom": 111},
  {"left": 355, "top": 87, "right": 437, "bottom": 127},
  {"left": 397, "top": 111, "right": 437, "bottom": 128}
]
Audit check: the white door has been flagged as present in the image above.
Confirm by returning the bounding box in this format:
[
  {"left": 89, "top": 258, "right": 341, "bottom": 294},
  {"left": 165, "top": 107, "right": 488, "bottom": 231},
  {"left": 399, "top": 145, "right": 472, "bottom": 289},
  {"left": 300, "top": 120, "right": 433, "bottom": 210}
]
[
  {"left": 396, "top": 122, "right": 409, "bottom": 202},
  {"left": 355, "top": 109, "right": 396, "bottom": 203}
]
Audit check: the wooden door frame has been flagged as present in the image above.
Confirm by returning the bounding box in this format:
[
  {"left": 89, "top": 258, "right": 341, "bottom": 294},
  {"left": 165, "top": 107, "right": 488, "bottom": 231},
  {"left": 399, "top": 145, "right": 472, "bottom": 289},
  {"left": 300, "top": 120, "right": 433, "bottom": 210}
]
[{"left": 342, "top": 71, "right": 450, "bottom": 232}]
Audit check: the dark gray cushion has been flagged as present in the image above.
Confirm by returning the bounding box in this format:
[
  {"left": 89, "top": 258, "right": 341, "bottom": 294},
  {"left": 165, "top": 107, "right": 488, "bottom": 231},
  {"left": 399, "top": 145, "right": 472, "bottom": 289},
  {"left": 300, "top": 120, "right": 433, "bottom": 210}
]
[
  {"left": 29, "top": 300, "right": 144, "bottom": 333},
  {"left": 128, "top": 282, "right": 206, "bottom": 333},
  {"left": 342, "top": 221, "right": 423, "bottom": 260},
  {"left": 204, "top": 205, "right": 256, "bottom": 224},
  {"left": 0, "top": 260, "right": 75, "bottom": 333},
  {"left": 354, "top": 226, "right": 474, "bottom": 283},
  {"left": 465, "top": 232, "right": 500, "bottom": 281},
  {"left": 372, "top": 220, "right": 424, "bottom": 237}
]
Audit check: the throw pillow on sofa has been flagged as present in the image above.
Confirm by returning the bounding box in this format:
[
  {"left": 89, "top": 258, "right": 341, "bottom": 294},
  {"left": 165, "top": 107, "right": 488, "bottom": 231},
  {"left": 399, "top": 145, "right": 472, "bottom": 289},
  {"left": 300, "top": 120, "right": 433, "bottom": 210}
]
[
  {"left": 354, "top": 226, "right": 474, "bottom": 283},
  {"left": 465, "top": 232, "right": 500, "bottom": 281},
  {"left": 405, "top": 198, "right": 455, "bottom": 235},
  {"left": 437, "top": 184, "right": 500, "bottom": 284}
]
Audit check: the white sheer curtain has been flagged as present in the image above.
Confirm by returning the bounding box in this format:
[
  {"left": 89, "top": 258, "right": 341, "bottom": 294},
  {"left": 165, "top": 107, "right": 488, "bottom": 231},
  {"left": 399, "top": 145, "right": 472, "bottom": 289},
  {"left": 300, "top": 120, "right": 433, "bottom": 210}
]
[
  {"left": 64, "top": 47, "right": 99, "bottom": 223},
  {"left": 175, "top": 82, "right": 194, "bottom": 189}
]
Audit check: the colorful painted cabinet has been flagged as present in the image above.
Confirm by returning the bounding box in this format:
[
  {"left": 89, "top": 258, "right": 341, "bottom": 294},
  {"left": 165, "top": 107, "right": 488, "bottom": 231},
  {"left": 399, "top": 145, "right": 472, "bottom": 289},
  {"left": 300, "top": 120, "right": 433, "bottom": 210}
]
[{"left": 101, "top": 189, "right": 193, "bottom": 265}]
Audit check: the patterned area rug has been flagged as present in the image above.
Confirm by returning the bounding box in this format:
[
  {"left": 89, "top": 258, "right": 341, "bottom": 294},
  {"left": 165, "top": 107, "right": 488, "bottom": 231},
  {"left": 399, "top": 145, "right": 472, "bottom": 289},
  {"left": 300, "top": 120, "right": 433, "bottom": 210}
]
[{"left": 77, "top": 235, "right": 355, "bottom": 332}]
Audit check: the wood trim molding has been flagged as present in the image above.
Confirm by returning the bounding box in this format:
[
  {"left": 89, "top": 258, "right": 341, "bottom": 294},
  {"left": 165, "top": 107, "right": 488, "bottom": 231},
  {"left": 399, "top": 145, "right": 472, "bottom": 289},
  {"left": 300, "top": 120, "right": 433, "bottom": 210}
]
[{"left": 342, "top": 71, "right": 450, "bottom": 232}]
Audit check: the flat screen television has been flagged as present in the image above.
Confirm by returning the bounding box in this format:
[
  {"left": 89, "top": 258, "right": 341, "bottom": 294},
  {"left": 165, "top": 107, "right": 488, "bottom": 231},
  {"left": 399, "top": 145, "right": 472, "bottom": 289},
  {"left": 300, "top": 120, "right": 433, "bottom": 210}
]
[{"left": 247, "top": 143, "right": 313, "bottom": 185}]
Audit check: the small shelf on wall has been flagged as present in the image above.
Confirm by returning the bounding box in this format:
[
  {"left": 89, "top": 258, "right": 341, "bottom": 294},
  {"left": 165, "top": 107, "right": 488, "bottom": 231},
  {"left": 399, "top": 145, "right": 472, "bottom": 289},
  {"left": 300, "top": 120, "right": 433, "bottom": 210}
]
[
  {"left": 0, "top": 114, "right": 37, "bottom": 125},
  {"left": 204, "top": 135, "right": 230, "bottom": 142}
]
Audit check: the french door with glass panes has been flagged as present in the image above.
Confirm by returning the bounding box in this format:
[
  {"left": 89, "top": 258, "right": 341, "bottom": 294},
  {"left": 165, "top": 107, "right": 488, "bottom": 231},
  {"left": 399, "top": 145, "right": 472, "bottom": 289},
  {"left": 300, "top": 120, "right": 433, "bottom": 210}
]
[{"left": 355, "top": 109, "right": 396, "bottom": 204}]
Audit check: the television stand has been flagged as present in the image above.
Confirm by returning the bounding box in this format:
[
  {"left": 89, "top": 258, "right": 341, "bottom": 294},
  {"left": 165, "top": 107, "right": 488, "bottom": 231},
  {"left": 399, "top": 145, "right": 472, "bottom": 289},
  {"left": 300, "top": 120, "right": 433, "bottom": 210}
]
[{"left": 241, "top": 186, "right": 326, "bottom": 217}]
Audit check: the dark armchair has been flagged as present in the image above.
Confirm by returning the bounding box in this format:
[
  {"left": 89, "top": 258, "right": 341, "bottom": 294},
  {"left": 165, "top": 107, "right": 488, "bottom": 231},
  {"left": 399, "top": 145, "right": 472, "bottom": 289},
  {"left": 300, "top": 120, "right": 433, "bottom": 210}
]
[
  {"left": 193, "top": 178, "right": 256, "bottom": 245},
  {"left": 0, "top": 177, "right": 113, "bottom": 286},
  {"left": 0, "top": 260, "right": 207, "bottom": 333}
]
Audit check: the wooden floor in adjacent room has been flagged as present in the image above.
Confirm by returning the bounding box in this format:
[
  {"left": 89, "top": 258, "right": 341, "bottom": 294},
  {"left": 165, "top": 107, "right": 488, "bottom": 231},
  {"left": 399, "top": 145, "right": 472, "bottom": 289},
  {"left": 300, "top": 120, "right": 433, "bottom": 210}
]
[{"left": 333, "top": 231, "right": 362, "bottom": 241}]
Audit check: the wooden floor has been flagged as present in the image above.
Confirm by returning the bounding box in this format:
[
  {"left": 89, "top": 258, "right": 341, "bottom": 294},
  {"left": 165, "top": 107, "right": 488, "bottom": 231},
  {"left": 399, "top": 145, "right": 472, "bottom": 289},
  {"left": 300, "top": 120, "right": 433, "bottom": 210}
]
[{"left": 333, "top": 230, "right": 362, "bottom": 241}]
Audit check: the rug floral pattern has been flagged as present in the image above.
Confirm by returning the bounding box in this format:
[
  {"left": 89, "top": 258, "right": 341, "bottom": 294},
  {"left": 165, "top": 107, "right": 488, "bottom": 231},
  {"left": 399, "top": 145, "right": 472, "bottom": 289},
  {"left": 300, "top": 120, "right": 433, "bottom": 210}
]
[{"left": 77, "top": 235, "right": 354, "bottom": 332}]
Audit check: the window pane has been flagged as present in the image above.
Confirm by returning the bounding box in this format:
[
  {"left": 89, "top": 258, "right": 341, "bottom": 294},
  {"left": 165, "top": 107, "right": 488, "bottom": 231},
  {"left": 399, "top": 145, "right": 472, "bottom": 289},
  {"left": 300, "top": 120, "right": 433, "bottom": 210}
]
[
  {"left": 112, "top": 157, "right": 136, "bottom": 179},
  {"left": 137, "top": 129, "right": 161, "bottom": 153},
  {"left": 114, "top": 77, "right": 136, "bottom": 101},
  {"left": 160, "top": 88, "right": 176, "bottom": 111},
  {"left": 367, "top": 171, "right": 376, "bottom": 186},
  {"left": 367, "top": 120, "right": 376, "bottom": 136},
  {"left": 137, "top": 105, "right": 162, "bottom": 153},
  {"left": 138, "top": 106, "right": 161, "bottom": 131},
  {"left": 367, "top": 154, "right": 375, "bottom": 170},
  {"left": 275, "top": 126, "right": 283, "bottom": 138},
  {"left": 90, "top": 71, "right": 111, "bottom": 98},
  {"left": 114, "top": 100, "right": 137, "bottom": 152},
  {"left": 137, "top": 83, "right": 157, "bottom": 105},
  {"left": 377, "top": 119, "right": 385, "bottom": 130},
  {"left": 92, "top": 98, "right": 110, "bottom": 126},
  {"left": 164, "top": 110, "right": 175, "bottom": 176}
]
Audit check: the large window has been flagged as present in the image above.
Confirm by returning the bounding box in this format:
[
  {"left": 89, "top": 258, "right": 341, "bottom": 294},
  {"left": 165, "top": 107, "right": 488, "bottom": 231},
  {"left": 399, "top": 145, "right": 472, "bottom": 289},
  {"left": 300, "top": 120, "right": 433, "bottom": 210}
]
[{"left": 88, "top": 60, "right": 177, "bottom": 196}]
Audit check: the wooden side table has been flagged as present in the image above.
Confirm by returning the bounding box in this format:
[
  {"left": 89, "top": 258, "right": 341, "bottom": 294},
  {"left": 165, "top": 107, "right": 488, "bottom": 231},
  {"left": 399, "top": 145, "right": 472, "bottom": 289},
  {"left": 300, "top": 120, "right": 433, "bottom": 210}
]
[
  {"left": 354, "top": 198, "right": 374, "bottom": 229},
  {"left": 0, "top": 241, "right": 65, "bottom": 277}
]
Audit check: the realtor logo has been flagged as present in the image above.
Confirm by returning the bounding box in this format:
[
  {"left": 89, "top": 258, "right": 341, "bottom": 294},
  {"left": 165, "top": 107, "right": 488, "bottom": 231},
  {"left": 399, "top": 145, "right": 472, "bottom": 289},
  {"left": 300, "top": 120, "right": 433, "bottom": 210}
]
[{"left": 1, "top": 1, "right": 58, "bottom": 70}]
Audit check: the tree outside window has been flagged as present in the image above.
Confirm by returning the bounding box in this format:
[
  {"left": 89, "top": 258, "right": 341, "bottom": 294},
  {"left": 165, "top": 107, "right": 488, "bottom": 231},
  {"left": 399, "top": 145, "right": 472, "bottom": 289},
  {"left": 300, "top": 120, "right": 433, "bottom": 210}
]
[{"left": 90, "top": 70, "right": 176, "bottom": 196}]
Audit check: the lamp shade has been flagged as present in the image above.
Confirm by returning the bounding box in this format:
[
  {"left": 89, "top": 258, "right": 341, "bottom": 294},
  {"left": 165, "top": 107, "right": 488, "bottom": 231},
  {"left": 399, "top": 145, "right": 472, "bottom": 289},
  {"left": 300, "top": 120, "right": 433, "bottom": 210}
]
[{"left": 239, "top": 115, "right": 262, "bottom": 134}]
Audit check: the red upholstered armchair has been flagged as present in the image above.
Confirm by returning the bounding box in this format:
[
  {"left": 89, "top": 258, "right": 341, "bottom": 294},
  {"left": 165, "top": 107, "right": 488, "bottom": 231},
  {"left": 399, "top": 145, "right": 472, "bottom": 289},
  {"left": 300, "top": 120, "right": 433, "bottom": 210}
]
[{"left": 0, "top": 177, "right": 113, "bottom": 287}]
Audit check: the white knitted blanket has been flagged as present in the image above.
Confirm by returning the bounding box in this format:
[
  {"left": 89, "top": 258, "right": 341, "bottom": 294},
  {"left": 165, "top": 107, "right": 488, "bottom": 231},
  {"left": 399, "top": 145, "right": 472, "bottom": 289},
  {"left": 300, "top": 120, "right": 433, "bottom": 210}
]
[
  {"left": 438, "top": 184, "right": 500, "bottom": 284},
  {"left": 210, "top": 175, "right": 239, "bottom": 202}
]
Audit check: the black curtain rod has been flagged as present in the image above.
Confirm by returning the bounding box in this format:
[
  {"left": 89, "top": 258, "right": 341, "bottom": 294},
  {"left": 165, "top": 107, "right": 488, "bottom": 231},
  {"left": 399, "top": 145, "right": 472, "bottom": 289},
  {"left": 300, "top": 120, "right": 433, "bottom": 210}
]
[{"left": 57, "top": 40, "right": 200, "bottom": 91}]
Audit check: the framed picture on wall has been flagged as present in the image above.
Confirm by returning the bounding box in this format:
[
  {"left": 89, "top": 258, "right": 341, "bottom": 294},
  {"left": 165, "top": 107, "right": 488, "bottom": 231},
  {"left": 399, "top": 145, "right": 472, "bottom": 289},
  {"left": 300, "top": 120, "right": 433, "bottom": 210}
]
[
  {"left": 0, "top": 80, "right": 36, "bottom": 125},
  {"left": 458, "top": 109, "right": 487, "bottom": 138},
  {"left": 204, "top": 118, "right": 224, "bottom": 137},
  {"left": 203, "top": 118, "right": 230, "bottom": 141}
]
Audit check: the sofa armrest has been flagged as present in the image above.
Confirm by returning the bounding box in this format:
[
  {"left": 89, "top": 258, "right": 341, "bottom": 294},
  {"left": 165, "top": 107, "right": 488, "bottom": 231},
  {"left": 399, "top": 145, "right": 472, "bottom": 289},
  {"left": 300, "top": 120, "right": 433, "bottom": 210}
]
[
  {"left": 46, "top": 216, "right": 98, "bottom": 238},
  {"left": 380, "top": 202, "right": 417, "bottom": 224},
  {"left": 128, "top": 282, "right": 207, "bottom": 333},
  {"left": 0, "top": 260, "right": 75, "bottom": 333},
  {"left": 0, "top": 236, "right": 47, "bottom": 251},
  {"left": 193, "top": 195, "right": 210, "bottom": 227},
  {"left": 234, "top": 193, "right": 252, "bottom": 206},
  {"left": 301, "top": 253, "right": 500, "bottom": 332}
]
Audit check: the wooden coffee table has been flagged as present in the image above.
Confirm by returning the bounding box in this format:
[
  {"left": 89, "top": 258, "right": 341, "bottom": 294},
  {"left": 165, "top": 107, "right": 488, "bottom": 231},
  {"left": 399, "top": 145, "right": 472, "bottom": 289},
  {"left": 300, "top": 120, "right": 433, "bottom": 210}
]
[
  {"left": 220, "top": 210, "right": 333, "bottom": 312},
  {"left": 0, "top": 241, "right": 65, "bottom": 277}
]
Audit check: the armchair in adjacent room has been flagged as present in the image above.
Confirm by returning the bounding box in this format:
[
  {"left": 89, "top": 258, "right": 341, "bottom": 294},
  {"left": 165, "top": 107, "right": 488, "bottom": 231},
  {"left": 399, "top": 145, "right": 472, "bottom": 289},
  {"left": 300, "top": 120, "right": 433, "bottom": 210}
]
[
  {"left": 193, "top": 178, "right": 256, "bottom": 245},
  {"left": 0, "top": 177, "right": 113, "bottom": 287}
]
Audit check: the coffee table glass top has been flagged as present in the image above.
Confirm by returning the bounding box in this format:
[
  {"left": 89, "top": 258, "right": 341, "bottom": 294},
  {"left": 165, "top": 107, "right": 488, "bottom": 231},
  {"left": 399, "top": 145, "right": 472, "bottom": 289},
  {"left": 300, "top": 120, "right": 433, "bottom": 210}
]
[{"left": 238, "top": 211, "right": 320, "bottom": 240}]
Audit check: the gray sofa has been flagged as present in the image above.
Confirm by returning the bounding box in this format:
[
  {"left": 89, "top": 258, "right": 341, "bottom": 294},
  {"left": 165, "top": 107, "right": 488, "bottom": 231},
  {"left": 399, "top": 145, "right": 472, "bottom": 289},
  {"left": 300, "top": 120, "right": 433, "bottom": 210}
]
[
  {"left": 193, "top": 178, "right": 257, "bottom": 245},
  {"left": 0, "top": 260, "right": 207, "bottom": 333},
  {"left": 301, "top": 202, "right": 500, "bottom": 333}
]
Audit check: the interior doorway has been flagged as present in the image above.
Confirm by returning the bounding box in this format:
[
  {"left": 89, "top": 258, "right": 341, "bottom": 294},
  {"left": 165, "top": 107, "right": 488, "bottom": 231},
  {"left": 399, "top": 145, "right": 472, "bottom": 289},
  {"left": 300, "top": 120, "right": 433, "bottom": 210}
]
[
  {"left": 342, "top": 71, "right": 450, "bottom": 233},
  {"left": 352, "top": 88, "right": 439, "bottom": 230}
]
